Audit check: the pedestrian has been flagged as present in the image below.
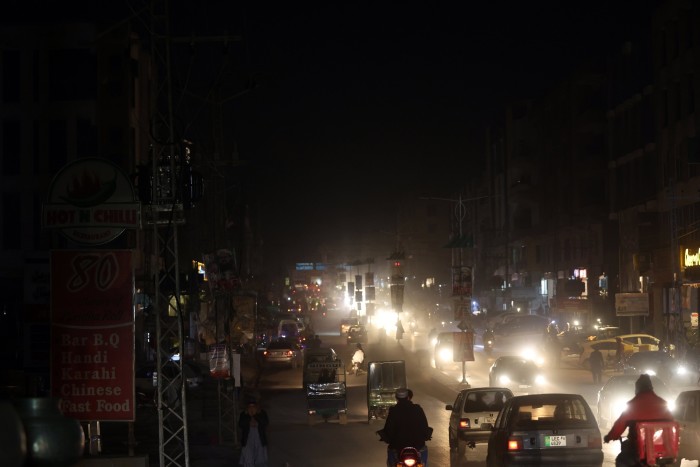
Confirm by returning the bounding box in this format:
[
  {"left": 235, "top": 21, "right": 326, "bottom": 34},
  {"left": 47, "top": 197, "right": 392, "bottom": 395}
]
[
  {"left": 238, "top": 399, "right": 269, "bottom": 467},
  {"left": 589, "top": 347, "right": 604, "bottom": 384}
]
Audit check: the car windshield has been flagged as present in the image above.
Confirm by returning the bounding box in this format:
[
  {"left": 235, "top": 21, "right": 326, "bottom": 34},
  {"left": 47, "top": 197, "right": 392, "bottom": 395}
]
[
  {"left": 464, "top": 390, "right": 510, "bottom": 412},
  {"left": 514, "top": 397, "right": 592, "bottom": 428}
]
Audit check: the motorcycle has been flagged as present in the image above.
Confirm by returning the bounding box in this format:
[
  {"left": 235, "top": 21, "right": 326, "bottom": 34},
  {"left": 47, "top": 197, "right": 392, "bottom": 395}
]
[
  {"left": 605, "top": 420, "right": 679, "bottom": 467},
  {"left": 484, "top": 338, "right": 494, "bottom": 356},
  {"left": 351, "top": 360, "right": 365, "bottom": 376},
  {"left": 395, "top": 447, "right": 423, "bottom": 467}
]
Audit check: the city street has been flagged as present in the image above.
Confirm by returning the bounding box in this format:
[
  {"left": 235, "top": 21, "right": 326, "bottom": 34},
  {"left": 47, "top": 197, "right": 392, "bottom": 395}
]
[{"left": 252, "top": 312, "right": 698, "bottom": 466}]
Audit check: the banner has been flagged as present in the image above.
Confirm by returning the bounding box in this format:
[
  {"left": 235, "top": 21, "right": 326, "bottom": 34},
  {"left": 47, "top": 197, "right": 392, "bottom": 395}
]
[{"left": 50, "top": 250, "right": 134, "bottom": 421}]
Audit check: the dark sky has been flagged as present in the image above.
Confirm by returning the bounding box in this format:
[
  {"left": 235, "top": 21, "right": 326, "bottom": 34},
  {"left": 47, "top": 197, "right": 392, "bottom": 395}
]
[{"left": 7, "top": 1, "right": 654, "bottom": 264}]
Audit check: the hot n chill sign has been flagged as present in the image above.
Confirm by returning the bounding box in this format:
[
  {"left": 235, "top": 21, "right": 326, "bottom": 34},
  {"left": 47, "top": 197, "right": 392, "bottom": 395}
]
[{"left": 42, "top": 158, "right": 140, "bottom": 245}]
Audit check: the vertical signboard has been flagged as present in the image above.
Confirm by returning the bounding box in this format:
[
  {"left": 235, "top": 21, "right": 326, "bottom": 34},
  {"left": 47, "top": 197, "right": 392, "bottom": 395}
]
[{"left": 51, "top": 250, "right": 134, "bottom": 421}]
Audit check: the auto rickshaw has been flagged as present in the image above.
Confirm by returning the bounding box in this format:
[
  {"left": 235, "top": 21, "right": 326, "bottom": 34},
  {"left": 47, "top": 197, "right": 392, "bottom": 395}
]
[
  {"left": 303, "top": 348, "right": 348, "bottom": 425},
  {"left": 366, "top": 360, "right": 406, "bottom": 423}
]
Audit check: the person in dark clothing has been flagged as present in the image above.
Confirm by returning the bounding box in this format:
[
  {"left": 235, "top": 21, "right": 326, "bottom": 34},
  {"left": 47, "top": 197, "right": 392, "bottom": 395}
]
[
  {"left": 604, "top": 374, "right": 675, "bottom": 467},
  {"left": 380, "top": 387, "right": 431, "bottom": 466},
  {"left": 238, "top": 399, "right": 269, "bottom": 467},
  {"left": 589, "top": 347, "right": 605, "bottom": 383}
]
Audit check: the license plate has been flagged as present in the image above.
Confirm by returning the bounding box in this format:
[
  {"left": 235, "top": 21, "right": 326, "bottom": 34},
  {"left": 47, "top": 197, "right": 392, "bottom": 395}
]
[
  {"left": 484, "top": 417, "right": 494, "bottom": 424},
  {"left": 545, "top": 435, "right": 566, "bottom": 447}
]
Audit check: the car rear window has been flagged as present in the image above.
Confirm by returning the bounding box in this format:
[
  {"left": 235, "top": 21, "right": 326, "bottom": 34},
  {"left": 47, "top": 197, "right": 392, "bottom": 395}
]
[
  {"left": 514, "top": 398, "right": 592, "bottom": 428},
  {"left": 464, "top": 390, "right": 510, "bottom": 412}
]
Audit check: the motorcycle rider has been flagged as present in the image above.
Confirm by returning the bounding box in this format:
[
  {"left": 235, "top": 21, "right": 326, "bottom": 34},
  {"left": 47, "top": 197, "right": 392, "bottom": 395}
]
[
  {"left": 603, "top": 373, "right": 675, "bottom": 466},
  {"left": 381, "top": 387, "right": 431, "bottom": 466},
  {"left": 482, "top": 328, "right": 495, "bottom": 350},
  {"left": 351, "top": 343, "right": 365, "bottom": 373}
]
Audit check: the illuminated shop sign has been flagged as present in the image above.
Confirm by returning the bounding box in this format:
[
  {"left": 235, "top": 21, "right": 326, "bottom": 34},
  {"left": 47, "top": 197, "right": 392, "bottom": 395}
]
[{"left": 684, "top": 248, "right": 700, "bottom": 268}]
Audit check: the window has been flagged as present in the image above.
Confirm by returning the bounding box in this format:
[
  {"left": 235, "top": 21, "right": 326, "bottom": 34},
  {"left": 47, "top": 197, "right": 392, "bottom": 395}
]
[
  {"left": 2, "top": 120, "right": 20, "bottom": 174},
  {"left": 48, "top": 48, "right": 96, "bottom": 101},
  {"left": 2, "top": 192, "right": 21, "bottom": 249},
  {"left": 2, "top": 50, "right": 20, "bottom": 103},
  {"left": 49, "top": 120, "right": 67, "bottom": 172}
]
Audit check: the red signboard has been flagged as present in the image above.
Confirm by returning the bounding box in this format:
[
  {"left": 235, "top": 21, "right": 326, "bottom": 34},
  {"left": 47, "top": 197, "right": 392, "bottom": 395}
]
[{"left": 50, "top": 250, "right": 134, "bottom": 421}]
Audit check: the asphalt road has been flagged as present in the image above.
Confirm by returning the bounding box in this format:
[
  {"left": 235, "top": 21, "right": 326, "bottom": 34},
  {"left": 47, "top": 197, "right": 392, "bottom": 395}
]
[{"left": 254, "top": 312, "right": 698, "bottom": 466}]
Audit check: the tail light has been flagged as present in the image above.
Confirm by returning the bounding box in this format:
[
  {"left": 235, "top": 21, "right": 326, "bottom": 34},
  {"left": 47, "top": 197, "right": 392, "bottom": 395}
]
[
  {"left": 588, "top": 435, "right": 602, "bottom": 449},
  {"left": 402, "top": 459, "right": 417, "bottom": 467},
  {"left": 285, "top": 350, "right": 293, "bottom": 357},
  {"left": 508, "top": 437, "right": 522, "bottom": 451},
  {"left": 459, "top": 419, "right": 471, "bottom": 429}
]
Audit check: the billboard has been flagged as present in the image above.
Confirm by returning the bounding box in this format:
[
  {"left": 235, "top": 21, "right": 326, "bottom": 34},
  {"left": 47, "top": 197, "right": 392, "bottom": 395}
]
[
  {"left": 50, "top": 250, "right": 134, "bottom": 421},
  {"left": 615, "top": 293, "right": 650, "bottom": 317}
]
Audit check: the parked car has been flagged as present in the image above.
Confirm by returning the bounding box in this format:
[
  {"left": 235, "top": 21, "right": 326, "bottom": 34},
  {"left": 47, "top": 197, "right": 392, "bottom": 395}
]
[
  {"left": 620, "top": 350, "right": 694, "bottom": 385},
  {"left": 596, "top": 374, "right": 674, "bottom": 430},
  {"left": 135, "top": 360, "right": 205, "bottom": 407},
  {"left": 616, "top": 333, "right": 673, "bottom": 353},
  {"left": 488, "top": 356, "right": 547, "bottom": 393},
  {"left": 262, "top": 339, "right": 303, "bottom": 368},
  {"left": 485, "top": 393, "right": 604, "bottom": 467},
  {"left": 446, "top": 387, "right": 514, "bottom": 458},
  {"left": 673, "top": 389, "right": 700, "bottom": 466},
  {"left": 434, "top": 331, "right": 454, "bottom": 370},
  {"left": 578, "top": 338, "right": 634, "bottom": 370}
]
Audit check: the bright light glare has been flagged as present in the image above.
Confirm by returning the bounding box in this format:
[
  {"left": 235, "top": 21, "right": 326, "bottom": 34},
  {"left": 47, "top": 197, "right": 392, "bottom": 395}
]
[
  {"left": 643, "top": 369, "right": 656, "bottom": 376},
  {"left": 430, "top": 337, "right": 438, "bottom": 347},
  {"left": 439, "top": 348, "right": 453, "bottom": 362},
  {"left": 676, "top": 366, "right": 687, "bottom": 375},
  {"left": 534, "top": 374, "right": 546, "bottom": 385},
  {"left": 668, "top": 400, "right": 676, "bottom": 412},
  {"left": 613, "top": 399, "right": 627, "bottom": 419},
  {"left": 499, "top": 374, "right": 511, "bottom": 385}
]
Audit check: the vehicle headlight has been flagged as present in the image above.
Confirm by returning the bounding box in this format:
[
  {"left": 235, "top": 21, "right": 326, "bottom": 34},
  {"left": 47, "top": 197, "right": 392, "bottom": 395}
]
[
  {"left": 534, "top": 374, "right": 546, "bottom": 385},
  {"left": 438, "top": 348, "right": 453, "bottom": 362},
  {"left": 668, "top": 400, "right": 676, "bottom": 412},
  {"left": 676, "top": 365, "right": 687, "bottom": 375},
  {"left": 499, "top": 374, "right": 511, "bottom": 385},
  {"left": 613, "top": 398, "right": 627, "bottom": 418},
  {"left": 643, "top": 369, "right": 656, "bottom": 376}
]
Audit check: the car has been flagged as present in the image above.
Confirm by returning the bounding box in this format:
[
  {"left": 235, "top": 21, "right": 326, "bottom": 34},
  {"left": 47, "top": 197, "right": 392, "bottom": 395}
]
[
  {"left": 446, "top": 387, "right": 514, "bottom": 458},
  {"left": 434, "top": 331, "right": 454, "bottom": 370},
  {"left": 134, "top": 360, "right": 205, "bottom": 407},
  {"left": 340, "top": 317, "right": 360, "bottom": 335},
  {"left": 261, "top": 339, "right": 303, "bottom": 368},
  {"left": 596, "top": 374, "right": 675, "bottom": 430},
  {"left": 488, "top": 356, "right": 547, "bottom": 392},
  {"left": 346, "top": 325, "right": 367, "bottom": 345},
  {"left": 616, "top": 333, "right": 672, "bottom": 353},
  {"left": 578, "top": 338, "right": 634, "bottom": 370},
  {"left": 485, "top": 393, "right": 604, "bottom": 467},
  {"left": 493, "top": 314, "right": 549, "bottom": 338},
  {"left": 673, "top": 389, "right": 700, "bottom": 465},
  {"left": 620, "top": 350, "right": 694, "bottom": 384}
]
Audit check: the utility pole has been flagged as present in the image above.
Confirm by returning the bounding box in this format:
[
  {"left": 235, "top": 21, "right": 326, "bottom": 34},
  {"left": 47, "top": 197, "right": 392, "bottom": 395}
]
[
  {"left": 146, "top": 4, "right": 244, "bottom": 466},
  {"left": 148, "top": 2, "right": 190, "bottom": 466}
]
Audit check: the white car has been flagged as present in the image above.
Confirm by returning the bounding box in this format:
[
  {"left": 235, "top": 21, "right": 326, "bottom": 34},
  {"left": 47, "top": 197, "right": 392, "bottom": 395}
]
[
  {"left": 578, "top": 338, "right": 634, "bottom": 370},
  {"left": 616, "top": 333, "right": 673, "bottom": 353}
]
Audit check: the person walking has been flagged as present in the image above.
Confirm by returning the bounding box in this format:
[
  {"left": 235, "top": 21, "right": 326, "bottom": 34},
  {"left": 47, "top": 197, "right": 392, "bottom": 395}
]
[
  {"left": 238, "top": 399, "right": 269, "bottom": 467},
  {"left": 589, "top": 347, "right": 604, "bottom": 384}
]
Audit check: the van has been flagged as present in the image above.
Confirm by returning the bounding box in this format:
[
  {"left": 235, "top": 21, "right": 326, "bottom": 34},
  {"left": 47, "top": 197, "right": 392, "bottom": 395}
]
[{"left": 278, "top": 319, "right": 302, "bottom": 339}]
